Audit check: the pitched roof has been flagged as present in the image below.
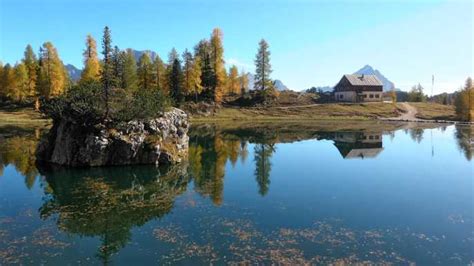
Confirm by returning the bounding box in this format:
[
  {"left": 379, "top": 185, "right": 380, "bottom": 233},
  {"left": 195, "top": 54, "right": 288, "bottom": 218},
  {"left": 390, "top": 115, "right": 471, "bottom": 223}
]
[{"left": 344, "top": 74, "right": 382, "bottom": 86}]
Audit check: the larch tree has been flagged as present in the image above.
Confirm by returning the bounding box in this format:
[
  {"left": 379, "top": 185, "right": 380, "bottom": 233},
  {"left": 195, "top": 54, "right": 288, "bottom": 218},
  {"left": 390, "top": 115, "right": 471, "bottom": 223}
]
[
  {"left": 210, "top": 28, "right": 225, "bottom": 103},
  {"left": 227, "top": 65, "right": 239, "bottom": 95},
  {"left": 153, "top": 55, "right": 166, "bottom": 92},
  {"left": 80, "top": 34, "right": 101, "bottom": 83},
  {"left": 100, "top": 26, "right": 114, "bottom": 116},
  {"left": 137, "top": 52, "right": 153, "bottom": 90},
  {"left": 121, "top": 49, "right": 138, "bottom": 92},
  {"left": 22, "top": 45, "right": 38, "bottom": 99},
  {"left": 254, "top": 39, "right": 273, "bottom": 91},
  {"left": 37, "top": 42, "right": 68, "bottom": 99},
  {"left": 455, "top": 77, "right": 473, "bottom": 121},
  {"left": 1, "top": 64, "right": 14, "bottom": 99},
  {"left": 13, "top": 63, "right": 29, "bottom": 102},
  {"left": 190, "top": 55, "right": 203, "bottom": 101},
  {"left": 239, "top": 70, "right": 249, "bottom": 95}
]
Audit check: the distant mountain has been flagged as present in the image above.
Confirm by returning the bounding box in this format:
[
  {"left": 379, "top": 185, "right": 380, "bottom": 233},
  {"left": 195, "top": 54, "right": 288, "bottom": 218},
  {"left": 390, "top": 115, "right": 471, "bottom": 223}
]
[
  {"left": 246, "top": 73, "right": 289, "bottom": 91},
  {"left": 313, "top": 86, "right": 333, "bottom": 92},
  {"left": 273, "top": 79, "right": 289, "bottom": 91},
  {"left": 354, "top": 65, "right": 395, "bottom": 92},
  {"left": 132, "top": 49, "right": 158, "bottom": 61},
  {"left": 66, "top": 64, "right": 82, "bottom": 81}
]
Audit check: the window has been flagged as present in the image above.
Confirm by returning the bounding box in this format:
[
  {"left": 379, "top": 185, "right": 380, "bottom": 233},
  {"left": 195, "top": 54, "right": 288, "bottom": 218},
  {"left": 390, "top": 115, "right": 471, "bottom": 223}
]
[
  {"left": 339, "top": 94, "right": 343, "bottom": 99},
  {"left": 375, "top": 94, "right": 379, "bottom": 98},
  {"left": 369, "top": 94, "right": 374, "bottom": 98}
]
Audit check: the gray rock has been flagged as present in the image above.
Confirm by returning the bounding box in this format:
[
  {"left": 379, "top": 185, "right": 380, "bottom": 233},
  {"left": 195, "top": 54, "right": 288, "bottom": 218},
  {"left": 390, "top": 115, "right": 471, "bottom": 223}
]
[{"left": 36, "top": 108, "right": 189, "bottom": 167}]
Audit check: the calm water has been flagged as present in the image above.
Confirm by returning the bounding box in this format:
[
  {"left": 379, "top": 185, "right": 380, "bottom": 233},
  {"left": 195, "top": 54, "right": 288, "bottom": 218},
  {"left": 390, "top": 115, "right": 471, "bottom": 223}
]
[{"left": 0, "top": 123, "right": 472, "bottom": 265}]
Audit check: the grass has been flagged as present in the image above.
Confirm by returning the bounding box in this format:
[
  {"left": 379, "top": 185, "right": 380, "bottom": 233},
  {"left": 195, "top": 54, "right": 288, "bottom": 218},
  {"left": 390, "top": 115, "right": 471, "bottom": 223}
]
[
  {"left": 410, "top": 102, "right": 457, "bottom": 120},
  {"left": 0, "top": 107, "right": 51, "bottom": 127},
  {"left": 191, "top": 102, "right": 402, "bottom": 123},
  {"left": 0, "top": 102, "right": 459, "bottom": 129}
]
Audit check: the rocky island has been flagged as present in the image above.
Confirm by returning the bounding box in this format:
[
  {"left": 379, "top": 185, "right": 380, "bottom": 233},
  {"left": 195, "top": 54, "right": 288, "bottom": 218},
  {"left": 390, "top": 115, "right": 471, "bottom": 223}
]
[{"left": 36, "top": 108, "right": 189, "bottom": 167}]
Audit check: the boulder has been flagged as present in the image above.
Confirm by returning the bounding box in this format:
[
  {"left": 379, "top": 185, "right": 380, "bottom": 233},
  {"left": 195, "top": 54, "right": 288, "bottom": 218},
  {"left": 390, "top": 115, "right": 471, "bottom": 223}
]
[{"left": 36, "top": 108, "right": 189, "bottom": 167}]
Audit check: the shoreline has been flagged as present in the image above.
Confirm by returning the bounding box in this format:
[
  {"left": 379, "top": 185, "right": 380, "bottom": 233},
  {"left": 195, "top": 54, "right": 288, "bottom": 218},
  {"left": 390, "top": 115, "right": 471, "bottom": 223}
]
[{"left": 0, "top": 103, "right": 471, "bottom": 129}]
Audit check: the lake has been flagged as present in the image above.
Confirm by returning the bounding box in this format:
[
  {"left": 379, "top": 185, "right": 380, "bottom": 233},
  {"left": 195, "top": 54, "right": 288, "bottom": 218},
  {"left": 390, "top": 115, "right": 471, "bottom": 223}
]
[{"left": 0, "top": 122, "right": 472, "bottom": 265}]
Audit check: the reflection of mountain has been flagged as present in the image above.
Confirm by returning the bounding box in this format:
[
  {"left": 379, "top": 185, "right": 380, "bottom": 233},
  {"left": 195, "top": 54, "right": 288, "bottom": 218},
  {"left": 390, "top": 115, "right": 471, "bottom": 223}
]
[
  {"left": 37, "top": 164, "right": 189, "bottom": 264},
  {"left": 332, "top": 132, "right": 383, "bottom": 159}
]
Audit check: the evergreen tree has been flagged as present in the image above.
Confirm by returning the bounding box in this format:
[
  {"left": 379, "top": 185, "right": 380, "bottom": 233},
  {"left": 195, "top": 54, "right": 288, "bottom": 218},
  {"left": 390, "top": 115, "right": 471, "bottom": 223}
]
[
  {"left": 210, "top": 28, "right": 225, "bottom": 103},
  {"left": 167, "top": 48, "right": 179, "bottom": 66},
  {"left": 408, "top": 84, "right": 426, "bottom": 102},
  {"left": 200, "top": 53, "right": 215, "bottom": 100},
  {"left": 194, "top": 39, "right": 214, "bottom": 99},
  {"left": 254, "top": 39, "right": 273, "bottom": 91},
  {"left": 0, "top": 62, "right": 4, "bottom": 98},
  {"left": 169, "top": 58, "right": 184, "bottom": 104},
  {"left": 165, "top": 48, "right": 179, "bottom": 94},
  {"left": 194, "top": 39, "right": 211, "bottom": 64},
  {"left": 153, "top": 55, "right": 166, "bottom": 92},
  {"left": 111, "top": 46, "right": 123, "bottom": 87},
  {"left": 22, "top": 45, "right": 38, "bottom": 98},
  {"left": 182, "top": 49, "right": 194, "bottom": 96},
  {"left": 137, "top": 52, "right": 153, "bottom": 90},
  {"left": 100, "top": 26, "right": 113, "bottom": 116},
  {"left": 80, "top": 34, "right": 100, "bottom": 83},
  {"left": 254, "top": 143, "right": 275, "bottom": 196},
  {"left": 37, "top": 42, "right": 68, "bottom": 99},
  {"left": 121, "top": 49, "right": 138, "bottom": 92},
  {"left": 227, "top": 65, "right": 239, "bottom": 95}
]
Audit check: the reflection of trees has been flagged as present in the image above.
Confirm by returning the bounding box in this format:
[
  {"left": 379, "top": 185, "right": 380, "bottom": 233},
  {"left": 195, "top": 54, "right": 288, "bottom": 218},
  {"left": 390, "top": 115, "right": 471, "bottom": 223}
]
[
  {"left": 409, "top": 128, "right": 424, "bottom": 143},
  {"left": 455, "top": 125, "right": 473, "bottom": 161},
  {"left": 188, "top": 134, "right": 247, "bottom": 205},
  {"left": 0, "top": 135, "right": 39, "bottom": 188},
  {"left": 254, "top": 143, "right": 275, "bottom": 196},
  {"left": 38, "top": 164, "right": 189, "bottom": 264}
]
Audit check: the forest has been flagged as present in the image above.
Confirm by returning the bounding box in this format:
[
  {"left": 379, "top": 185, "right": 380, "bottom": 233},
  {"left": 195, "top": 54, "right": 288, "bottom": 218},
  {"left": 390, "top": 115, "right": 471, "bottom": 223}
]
[{"left": 0, "top": 26, "right": 277, "bottom": 123}]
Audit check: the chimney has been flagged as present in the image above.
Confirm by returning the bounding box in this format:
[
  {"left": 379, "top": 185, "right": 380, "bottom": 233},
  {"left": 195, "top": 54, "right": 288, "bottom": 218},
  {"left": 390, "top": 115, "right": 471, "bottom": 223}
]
[{"left": 361, "top": 74, "right": 365, "bottom": 79}]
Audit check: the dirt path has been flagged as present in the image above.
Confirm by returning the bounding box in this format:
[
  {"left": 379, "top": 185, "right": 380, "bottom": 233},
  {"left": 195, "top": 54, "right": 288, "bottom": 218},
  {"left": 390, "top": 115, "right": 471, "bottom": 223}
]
[{"left": 397, "top": 102, "right": 419, "bottom": 120}]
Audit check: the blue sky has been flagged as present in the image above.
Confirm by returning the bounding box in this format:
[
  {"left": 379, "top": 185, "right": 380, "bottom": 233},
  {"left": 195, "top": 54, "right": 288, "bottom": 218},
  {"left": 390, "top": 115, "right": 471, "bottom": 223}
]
[{"left": 0, "top": 0, "right": 472, "bottom": 93}]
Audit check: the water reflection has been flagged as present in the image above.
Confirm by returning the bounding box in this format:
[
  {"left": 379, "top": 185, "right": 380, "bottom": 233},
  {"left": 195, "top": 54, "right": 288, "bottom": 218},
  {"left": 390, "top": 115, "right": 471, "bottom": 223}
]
[
  {"left": 37, "top": 164, "right": 189, "bottom": 264},
  {"left": 0, "top": 127, "right": 42, "bottom": 189},
  {"left": 455, "top": 125, "right": 474, "bottom": 160},
  {"left": 332, "top": 132, "right": 383, "bottom": 159},
  {"left": 0, "top": 123, "right": 472, "bottom": 264}
]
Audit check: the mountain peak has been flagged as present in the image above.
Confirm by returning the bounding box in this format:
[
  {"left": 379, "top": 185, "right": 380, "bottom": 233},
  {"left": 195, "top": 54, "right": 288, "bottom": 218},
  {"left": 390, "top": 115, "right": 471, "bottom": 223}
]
[{"left": 354, "top": 65, "right": 394, "bottom": 91}]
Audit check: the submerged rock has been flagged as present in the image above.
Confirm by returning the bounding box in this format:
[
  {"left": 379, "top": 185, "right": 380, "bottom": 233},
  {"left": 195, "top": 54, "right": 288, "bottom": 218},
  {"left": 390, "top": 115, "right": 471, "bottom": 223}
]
[{"left": 36, "top": 108, "right": 189, "bottom": 167}]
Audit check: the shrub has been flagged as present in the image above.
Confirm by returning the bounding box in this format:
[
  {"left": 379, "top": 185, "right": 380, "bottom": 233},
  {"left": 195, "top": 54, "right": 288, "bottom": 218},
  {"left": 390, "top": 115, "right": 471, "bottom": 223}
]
[
  {"left": 40, "top": 80, "right": 105, "bottom": 125},
  {"left": 40, "top": 81, "right": 171, "bottom": 126}
]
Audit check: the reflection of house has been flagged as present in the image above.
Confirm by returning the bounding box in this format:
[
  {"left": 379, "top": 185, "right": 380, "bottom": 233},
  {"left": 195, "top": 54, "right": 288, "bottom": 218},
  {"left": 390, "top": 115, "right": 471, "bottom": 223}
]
[
  {"left": 333, "top": 132, "right": 383, "bottom": 159},
  {"left": 334, "top": 74, "right": 383, "bottom": 102}
]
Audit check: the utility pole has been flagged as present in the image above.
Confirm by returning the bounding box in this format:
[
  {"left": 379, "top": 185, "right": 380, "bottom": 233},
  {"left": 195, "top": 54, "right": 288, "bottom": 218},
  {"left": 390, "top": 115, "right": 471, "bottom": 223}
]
[{"left": 431, "top": 74, "right": 434, "bottom": 101}]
